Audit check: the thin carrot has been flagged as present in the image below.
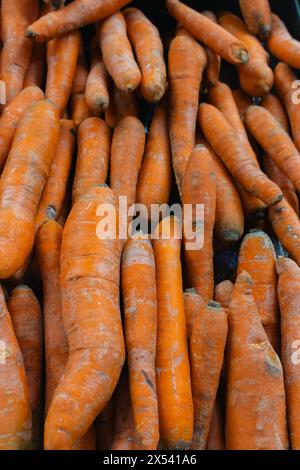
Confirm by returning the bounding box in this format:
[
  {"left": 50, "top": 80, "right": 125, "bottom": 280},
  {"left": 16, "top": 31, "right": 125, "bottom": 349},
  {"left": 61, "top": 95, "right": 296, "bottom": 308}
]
[
  {"left": 202, "top": 11, "right": 221, "bottom": 86},
  {"left": 239, "top": 0, "right": 271, "bottom": 39},
  {"left": 71, "top": 93, "right": 92, "bottom": 128},
  {"left": 44, "top": 186, "right": 125, "bottom": 450},
  {"left": 268, "top": 14, "right": 300, "bottom": 69},
  {"left": 105, "top": 86, "right": 139, "bottom": 129},
  {"left": 85, "top": 38, "right": 109, "bottom": 115},
  {"left": 277, "top": 257, "right": 300, "bottom": 450},
  {"left": 0, "top": 285, "right": 31, "bottom": 450},
  {"left": 98, "top": 12, "right": 141, "bottom": 93},
  {"left": 124, "top": 8, "right": 167, "bottom": 102},
  {"left": 232, "top": 89, "right": 252, "bottom": 123},
  {"left": 8, "top": 286, "right": 43, "bottom": 450},
  {"left": 72, "top": 117, "right": 111, "bottom": 205},
  {"left": 184, "top": 288, "right": 204, "bottom": 344},
  {"left": 226, "top": 271, "right": 288, "bottom": 450},
  {"left": 199, "top": 103, "right": 282, "bottom": 206},
  {"left": 206, "top": 399, "right": 224, "bottom": 450},
  {"left": 219, "top": 12, "right": 273, "bottom": 97},
  {"left": 27, "top": 0, "right": 132, "bottom": 42},
  {"left": 166, "top": 0, "right": 249, "bottom": 65},
  {"left": 0, "top": 86, "right": 44, "bottom": 172},
  {"left": 153, "top": 216, "right": 193, "bottom": 449},
  {"left": 0, "top": 99, "right": 59, "bottom": 279},
  {"left": 110, "top": 373, "right": 136, "bottom": 451},
  {"left": 24, "top": 42, "right": 46, "bottom": 89},
  {"left": 215, "top": 280, "right": 234, "bottom": 314}
]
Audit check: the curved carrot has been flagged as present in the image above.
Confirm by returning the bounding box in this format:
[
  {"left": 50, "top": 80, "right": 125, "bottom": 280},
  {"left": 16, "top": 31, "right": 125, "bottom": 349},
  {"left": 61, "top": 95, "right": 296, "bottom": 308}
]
[
  {"left": 0, "top": 86, "right": 44, "bottom": 172},
  {"left": 71, "top": 93, "right": 92, "bottom": 128},
  {"left": 153, "top": 216, "right": 193, "bottom": 449},
  {"left": 202, "top": 11, "right": 221, "bottom": 86},
  {"left": 199, "top": 103, "right": 282, "bottom": 206},
  {"left": 0, "top": 99, "right": 59, "bottom": 279},
  {"left": 277, "top": 257, "right": 300, "bottom": 450},
  {"left": 206, "top": 399, "right": 224, "bottom": 450},
  {"left": 24, "top": 43, "right": 46, "bottom": 88},
  {"left": 105, "top": 86, "right": 139, "bottom": 129},
  {"left": 72, "top": 117, "right": 111, "bottom": 205},
  {"left": 219, "top": 12, "right": 273, "bottom": 97},
  {"left": 239, "top": 0, "right": 271, "bottom": 39},
  {"left": 184, "top": 288, "right": 204, "bottom": 344},
  {"left": 122, "top": 235, "right": 159, "bottom": 450},
  {"left": 226, "top": 271, "right": 288, "bottom": 450},
  {"left": 44, "top": 186, "right": 125, "bottom": 450},
  {"left": 27, "top": 0, "right": 132, "bottom": 42},
  {"left": 8, "top": 286, "right": 43, "bottom": 450},
  {"left": 85, "top": 39, "right": 109, "bottom": 115},
  {"left": 98, "top": 12, "right": 141, "bottom": 93},
  {"left": 0, "top": 0, "right": 39, "bottom": 103},
  {"left": 215, "top": 280, "right": 234, "bottom": 314},
  {"left": 166, "top": 0, "right": 249, "bottom": 65},
  {"left": 0, "top": 285, "right": 31, "bottom": 450},
  {"left": 124, "top": 8, "right": 167, "bottom": 102},
  {"left": 110, "top": 374, "right": 136, "bottom": 450},
  {"left": 182, "top": 144, "right": 216, "bottom": 302},
  {"left": 232, "top": 89, "right": 252, "bottom": 123},
  {"left": 268, "top": 14, "right": 300, "bottom": 69}
]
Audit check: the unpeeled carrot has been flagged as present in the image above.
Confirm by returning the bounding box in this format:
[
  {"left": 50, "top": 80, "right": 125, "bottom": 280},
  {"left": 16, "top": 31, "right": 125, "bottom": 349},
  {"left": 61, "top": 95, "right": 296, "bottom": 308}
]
[
  {"left": 184, "top": 289, "right": 204, "bottom": 343},
  {"left": 215, "top": 281, "right": 234, "bottom": 314},
  {"left": 85, "top": 37, "right": 109, "bottom": 115},
  {"left": 268, "top": 14, "right": 300, "bottom": 69},
  {"left": 70, "top": 38, "right": 92, "bottom": 126},
  {"left": 239, "top": 0, "right": 271, "bottom": 39},
  {"left": 105, "top": 86, "right": 139, "bottom": 129},
  {"left": 71, "top": 93, "right": 92, "bottom": 128},
  {"left": 202, "top": 11, "right": 221, "bottom": 86}
]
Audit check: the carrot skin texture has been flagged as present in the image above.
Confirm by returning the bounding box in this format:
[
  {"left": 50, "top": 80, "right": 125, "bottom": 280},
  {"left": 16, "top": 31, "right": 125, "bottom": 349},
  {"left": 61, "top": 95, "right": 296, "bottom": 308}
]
[
  {"left": 0, "top": 99, "right": 60, "bottom": 279},
  {"left": 202, "top": 11, "right": 221, "bottom": 86},
  {"left": 215, "top": 281, "right": 234, "bottom": 314},
  {"left": 71, "top": 93, "right": 92, "bottom": 128},
  {"left": 226, "top": 271, "right": 288, "bottom": 450},
  {"left": 239, "top": 0, "right": 271, "bottom": 39},
  {"left": 44, "top": 186, "right": 125, "bottom": 450},
  {"left": 111, "top": 374, "right": 136, "bottom": 450},
  {"left": 85, "top": 40, "right": 109, "bottom": 114},
  {"left": 206, "top": 399, "right": 225, "bottom": 450},
  {"left": 184, "top": 289, "right": 204, "bottom": 343},
  {"left": 268, "top": 14, "right": 300, "bottom": 69}
]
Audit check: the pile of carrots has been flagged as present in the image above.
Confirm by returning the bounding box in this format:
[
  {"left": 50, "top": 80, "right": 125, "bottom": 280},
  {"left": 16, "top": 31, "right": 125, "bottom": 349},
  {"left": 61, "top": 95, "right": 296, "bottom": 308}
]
[{"left": 2, "top": 0, "right": 300, "bottom": 451}]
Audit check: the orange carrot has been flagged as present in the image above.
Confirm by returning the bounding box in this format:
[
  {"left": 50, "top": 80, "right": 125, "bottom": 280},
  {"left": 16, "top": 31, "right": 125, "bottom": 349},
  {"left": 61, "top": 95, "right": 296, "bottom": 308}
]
[
  {"left": 72, "top": 118, "right": 111, "bottom": 205},
  {"left": 206, "top": 399, "right": 224, "bottom": 450},
  {"left": 226, "top": 271, "right": 288, "bottom": 450},
  {"left": 110, "top": 373, "right": 136, "bottom": 451},
  {"left": 8, "top": 286, "right": 43, "bottom": 450},
  {"left": 202, "top": 11, "right": 221, "bottom": 86},
  {"left": 105, "top": 86, "right": 139, "bottom": 129},
  {"left": 85, "top": 39, "right": 109, "bottom": 115},
  {"left": 268, "top": 14, "right": 300, "bottom": 69},
  {"left": 70, "top": 93, "right": 92, "bottom": 128},
  {"left": 0, "top": 99, "right": 59, "bottom": 279},
  {"left": 215, "top": 280, "right": 234, "bottom": 314},
  {"left": 184, "top": 288, "right": 204, "bottom": 344},
  {"left": 153, "top": 216, "right": 193, "bottom": 449},
  {"left": 124, "top": 8, "right": 167, "bottom": 102},
  {"left": 98, "top": 12, "right": 141, "bottom": 93},
  {"left": 239, "top": 0, "right": 271, "bottom": 39},
  {"left": 232, "top": 89, "right": 252, "bottom": 123},
  {"left": 24, "top": 42, "right": 46, "bottom": 88},
  {"left": 44, "top": 186, "right": 125, "bottom": 450}
]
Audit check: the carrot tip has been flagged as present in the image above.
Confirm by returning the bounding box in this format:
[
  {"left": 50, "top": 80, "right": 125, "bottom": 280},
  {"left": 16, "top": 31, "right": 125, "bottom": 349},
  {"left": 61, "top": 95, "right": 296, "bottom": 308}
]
[{"left": 26, "top": 29, "right": 36, "bottom": 39}]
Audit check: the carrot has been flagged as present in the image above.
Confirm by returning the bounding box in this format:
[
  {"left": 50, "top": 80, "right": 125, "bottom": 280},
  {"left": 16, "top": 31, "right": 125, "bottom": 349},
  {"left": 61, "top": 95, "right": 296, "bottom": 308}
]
[
  {"left": 8, "top": 286, "right": 43, "bottom": 450},
  {"left": 218, "top": 12, "right": 273, "bottom": 97},
  {"left": 46, "top": 30, "right": 80, "bottom": 116},
  {"left": 24, "top": 43, "right": 46, "bottom": 89},
  {"left": 246, "top": 105, "right": 300, "bottom": 193},
  {"left": 35, "top": 119, "right": 75, "bottom": 232},
  {"left": 277, "top": 257, "right": 300, "bottom": 450},
  {"left": 166, "top": 0, "right": 249, "bottom": 65},
  {"left": 98, "top": 12, "right": 141, "bottom": 93},
  {"left": 71, "top": 37, "right": 88, "bottom": 96},
  {"left": 237, "top": 230, "right": 280, "bottom": 353},
  {"left": 183, "top": 288, "right": 204, "bottom": 344},
  {"left": 153, "top": 216, "right": 193, "bottom": 449},
  {"left": 206, "top": 399, "right": 224, "bottom": 450},
  {"left": 0, "top": 86, "right": 44, "bottom": 172},
  {"left": 71, "top": 93, "right": 92, "bottom": 128},
  {"left": 136, "top": 101, "right": 172, "bottom": 218},
  {"left": 0, "top": 99, "right": 59, "bottom": 279},
  {"left": 232, "top": 89, "right": 252, "bottom": 123},
  {"left": 110, "top": 373, "right": 136, "bottom": 451},
  {"left": 72, "top": 118, "right": 111, "bottom": 205},
  {"left": 44, "top": 186, "right": 125, "bottom": 450},
  {"left": 226, "top": 271, "right": 288, "bottom": 450},
  {"left": 239, "top": 0, "right": 271, "bottom": 39},
  {"left": 201, "top": 11, "right": 221, "bottom": 86},
  {"left": 0, "top": 0, "right": 39, "bottom": 103},
  {"left": 268, "top": 14, "right": 300, "bottom": 69},
  {"left": 122, "top": 235, "right": 159, "bottom": 450},
  {"left": 0, "top": 285, "right": 31, "bottom": 450},
  {"left": 182, "top": 144, "right": 216, "bottom": 302},
  {"left": 190, "top": 301, "right": 227, "bottom": 450},
  {"left": 169, "top": 31, "right": 207, "bottom": 194},
  {"left": 199, "top": 103, "right": 282, "bottom": 207},
  {"left": 215, "top": 280, "right": 234, "bottom": 314},
  {"left": 96, "top": 399, "right": 115, "bottom": 450},
  {"left": 105, "top": 86, "right": 139, "bottom": 129},
  {"left": 85, "top": 39, "right": 109, "bottom": 115},
  {"left": 124, "top": 8, "right": 167, "bottom": 102},
  {"left": 269, "top": 198, "right": 300, "bottom": 267}
]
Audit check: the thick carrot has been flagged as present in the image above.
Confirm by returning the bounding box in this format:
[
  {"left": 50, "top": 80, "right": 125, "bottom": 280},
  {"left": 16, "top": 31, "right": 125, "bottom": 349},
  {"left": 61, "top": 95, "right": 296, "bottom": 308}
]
[
  {"left": 0, "top": 0, "right": 39, "bottom": 103},
  {"left": 226, "top": 271, "right": 288, "bottom": 450},
  {"left": 46, "top": 30, "right": 80, "bottom": 116},
  {"left": 0, "top": 285, "right": 31, "bottom": 450},
  {"left": 153, "top": 216, "right": 193, "bottom": 449},
  {"left": 215, "top": 280, "right": 234, "bottom": 314},
  {"left": 202, "top": 11, "right": 221, "bottom": 86},
  {"left": 8, "top": 286, "right": 43, "bottom": 450},
  {"left": 184, "top": 288, "right": 204, "bottom": 344},
  {"left": 24, "top": 43, "right": 46, "bottom": 89},
  {"left": 136, "top": 102, "right": 172, "bottom": 218},
  {"left": 277, "top": 257, "right": 300, "bottom": 450},
  {"left": 246, "top": 105, "right": 300, "bottom": 192},
  {"left": 166, "top": 0, "right": 249, "bottom": 65},
  {"left": 44, "top": 186, "right": 125, "bottom": 449},
  {"left": 232, "top": 89, "right": 252, "bottom": 123},
  {"left": 219, "top": 12, "right": 273, "bottom": 97},
  {"left": 124, "top": 8, "right": 167, "bottom": 102},
  {"left": 105, "top": 86, "right": 139, "bottom": 129},
  {"left": 206, "top": 399, "right": 224, "bottom": 450},
  {"left": 0, "top": 86, "right": 44, "bottom": 172},
  {"left": 110, "top": 374, "right": 136, "bottom": 451},
  {"left": 239, "top": 0, "right": 271, "bottom": 39},
  {"left": 0, "top": 99, "right": 59, "bottom": 279},
  {"left": 199, "top": 103, "right": 282, "bottom": 206},
  {"left": 190, "top": 301, "right": 227, "bottom": 450},
  {"left": 71, "top": 93, "right": 92, "bottom": 128},
  {"left": 85, "top": 39, "right": 109, "bottom": 115},
  {"left": 237, "top": 230, "right": 280, "bottom": 353},
  {"left": 268, "top": 14, "right": 300, "bottom": 69},
  {"left": 36, "top": 119, "right": 75, "bottom": 232},
  {"left": 122, "top": 235, "right": 159, "bottom": 450},
  {"left": 182, "top": 144, "right": 216, "bottom": 302},
  {"left": 72, "top": 118, "right": 111, "bottom": 205},
  {"left": 169, "top": 31, "right": 207, "bottom": 194},
  {"left": 98, "top": 12, "right": 141, "bottom": 93}
]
